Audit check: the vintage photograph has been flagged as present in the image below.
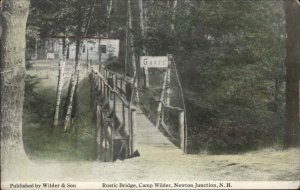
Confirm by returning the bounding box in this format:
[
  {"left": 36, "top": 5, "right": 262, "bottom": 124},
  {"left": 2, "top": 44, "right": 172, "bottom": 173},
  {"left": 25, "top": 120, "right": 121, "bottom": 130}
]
[{"left": 1, "top": 0, "right": 300, "bottom": 189}]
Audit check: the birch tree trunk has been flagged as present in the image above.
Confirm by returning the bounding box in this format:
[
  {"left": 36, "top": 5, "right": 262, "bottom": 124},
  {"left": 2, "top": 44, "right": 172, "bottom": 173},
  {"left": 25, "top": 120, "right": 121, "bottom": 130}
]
[
  {"left": 64, "top": 2, "right": 88, "bottom": 132},
  {"left": 170, "top": 0, "right": 177, "bottom": 32},
  {"left": 108, "top": 0, "right": 113, "bottom": 19},
  {"left": 0, "top": 0, "right": 30, "bottom": 178},
  {"left": 64, "top": 39, "right": 81, "bottom": 132},
  {"left": 64, "top": 0, "right": 97, "bottom": 132},
  {"left": 284, "top": 0, "right": 300, "bottom": 148},
  {"left": 53, "top": 59, "right": 66, "bottom": 127}
]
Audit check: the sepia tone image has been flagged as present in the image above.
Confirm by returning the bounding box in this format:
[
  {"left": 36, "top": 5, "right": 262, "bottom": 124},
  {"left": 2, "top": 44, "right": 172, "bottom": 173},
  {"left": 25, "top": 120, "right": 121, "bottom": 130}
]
[{"left": 1, "top": 0, "right": 300, "bottom": 189}]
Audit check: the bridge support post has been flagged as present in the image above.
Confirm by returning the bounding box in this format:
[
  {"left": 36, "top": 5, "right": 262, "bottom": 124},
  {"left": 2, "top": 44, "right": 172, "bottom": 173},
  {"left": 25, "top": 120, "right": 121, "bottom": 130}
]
[
  {"left": 92, "top": 76, "right": 96, "bottom": 107},
  {"left": 129, "top": 108, "right": 137, "bottom": 156},
  {"left": 144, "top": 68, "right": 149, "bottom": 87},
  {"left": 156, "top": 69, "right": 168, "bottom": 127},
  {"left": 101, "top": 78, "right": 104, "bottom": 96},
  {"left": 98, "top": 78, "right": 101, "bottom": 95},
  {"left": 165, "top": 67, "right": 171, "bottom": 106},
  {"left": 96, "top": 105, "right": 102, "bottom": 160},
  {"left": 120, "top": 79, "right": 124, "bottom": 96},
  {"left": 90, "top": 71, "right": 94, "bottom": 108},
  {"left": 179, "top": 110, "right": 186, "bottom": 153},
  {"left": 107, "top": 85, "right": 110, "bottom": 105}
]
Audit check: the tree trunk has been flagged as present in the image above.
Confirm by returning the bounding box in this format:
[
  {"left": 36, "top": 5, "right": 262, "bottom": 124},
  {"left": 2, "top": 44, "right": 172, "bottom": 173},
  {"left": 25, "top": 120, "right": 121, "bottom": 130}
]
[
  {"left": 107, "top": 0, "right": 113, "bottom": 19},
  {"left": 170, "top": 0, "right": 177, "bottom": 32},
  {"left": 64, "top": 39, "right": 81, "bottom": 132},
  {"left": 64, "top": 4, "right": 85, "bottom": 132},
  {"left": 53, "top": 59, "right": 66, "bottom": 127},
  {"left": 138, "top": 0, "right": 145, "bottom": 54},
  {"left": 118, "top": 27, "right": 126, "bottom": 65},
  {"left": 128, "top": 0, "right": 136, "bottom": 78},
  {"left": 0, "top": 0, "right": 30, "bottom": 179},
  {"left": 53, "top": 39, "right": 67, "bottom": 127},
  {"left": 284, "top": 0, "right": 300, "bottom": 148},
  {"left": 62, "top": 36, "right": 66, "bottom": 57},
  {"left": 128, "top": 0, "right": 139, "bottom": 103},
  {"left": 138, "top": 0, "right": 150, "bottom": 88}
]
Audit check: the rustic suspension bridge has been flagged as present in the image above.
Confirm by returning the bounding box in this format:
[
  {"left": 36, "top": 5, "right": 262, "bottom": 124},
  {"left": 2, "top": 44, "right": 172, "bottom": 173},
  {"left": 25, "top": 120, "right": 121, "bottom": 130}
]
[{"left": 88, "top": 58, "right": 187, "bottom": 162}]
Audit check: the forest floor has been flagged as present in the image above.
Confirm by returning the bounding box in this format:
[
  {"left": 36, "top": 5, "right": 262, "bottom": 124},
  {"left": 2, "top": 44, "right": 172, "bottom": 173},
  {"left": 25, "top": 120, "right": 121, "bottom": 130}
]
[{"left": 6, "top": 60, "right": 299, "bottom": 183}]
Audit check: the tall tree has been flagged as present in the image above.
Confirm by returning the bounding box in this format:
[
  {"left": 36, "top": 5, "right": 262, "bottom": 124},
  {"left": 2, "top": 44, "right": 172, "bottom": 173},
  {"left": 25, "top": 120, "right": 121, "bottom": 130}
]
[
  {"left": 138, "top": 0, "right": 150, "bottom": 87},
  {"left": 128, "top": 0, "right": 136, "bottom": 77},
  {"left": 170, "top": 0, "right": 177, "bottom": 32},
  {"left": 64, "top": 4, "right": 84, "bottom": 132},
  {"left": 53, "top": 41, "right": 66, "bottom": 127},
  {"left": 1, "top": 0, "right": 30, "bottom": 176},
  {"left": 128, "top": 0, "right": 139, "bottom": 103},
  {"left": 284, "top": 0, "right": 300, "bottom": 148},
  {"left": 64, "top": 0, "right": 97, "bottom": 132},
  {"left": 138, "top": 0, "right": 145, "bottom": 54}
]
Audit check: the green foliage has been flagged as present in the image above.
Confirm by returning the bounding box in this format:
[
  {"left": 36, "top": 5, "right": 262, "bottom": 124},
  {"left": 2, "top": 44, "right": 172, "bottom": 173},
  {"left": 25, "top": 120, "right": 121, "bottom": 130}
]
[
  {"left": 140, "top": 0, "right": 286, "bottom": 153},
  {"left": 23, "top": 75, "right": 95, "bottom": 161}
]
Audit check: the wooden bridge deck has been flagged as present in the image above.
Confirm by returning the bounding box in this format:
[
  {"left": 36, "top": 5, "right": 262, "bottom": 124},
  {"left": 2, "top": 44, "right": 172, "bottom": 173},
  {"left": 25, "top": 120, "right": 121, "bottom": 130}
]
[{"left": 114, "top": 100, "right": 182, "bottom": 158}]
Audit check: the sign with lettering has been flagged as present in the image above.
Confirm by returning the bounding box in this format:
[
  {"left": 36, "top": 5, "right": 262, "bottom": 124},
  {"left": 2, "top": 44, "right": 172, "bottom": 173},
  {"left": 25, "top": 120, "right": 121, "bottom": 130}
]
[{"left": 140, "top": 56, "right": 168, "bottom": 68}]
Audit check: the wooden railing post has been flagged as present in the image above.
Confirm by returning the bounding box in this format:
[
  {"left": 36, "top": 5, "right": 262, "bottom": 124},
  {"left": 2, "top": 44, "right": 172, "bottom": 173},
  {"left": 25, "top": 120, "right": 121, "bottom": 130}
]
[
  {"left": 122, "top": 103, "right": 126, "bottom": 127},
  {"left": 112, "top": 74, "right": 116, "bottom": 91},
  {"left": 166, "top": 68, "right": 171, "bottom": 106},
  {"left": 103, "top": 79, "right": 106, "bottom": 97},
  {"left": 110, "top": 125, "right": 114, "bottom": 162},
  {"left": 144, "top": 68, "right": 149, "bottom": 87},
  {"left": 161, "top": 104, "right": 165, "bottom": 126},
  {"left": 129, "top": 107, "right": 137, "bottom": 155},
  {"left": 113, "top": 74, "right": 117, "bottom": 114},
  {"left": 90, "top": 72, "right": 95, "bottom": 107},
  {"left": 114, "top": 75, "right": 117, "bottom": 90},
  {"left": 120, "top": 78, "right": 123, "bottom": 96},
  {"left": 107, "top": 85, "right": 110, "bottom": 105},
  {"left": 179, "top": 110, "right": 186, "bottom": 153},
  {"left": 96, "top": 105, "right": 102, "bottom": 160},
  {"left": 156, "top": 69, "right": 168, "bottom": 127},
  {"left": 128, "top": 107, "right": 132, "bottom": 154},
  {"left": 101, "top": 78, "right": 104, "bottom": 95},
  {"left": 113, "top": 92, "right": 116, "bottom": 117},
  {"left": 99, "top": 78, "right": 102, "bottom": 95}
]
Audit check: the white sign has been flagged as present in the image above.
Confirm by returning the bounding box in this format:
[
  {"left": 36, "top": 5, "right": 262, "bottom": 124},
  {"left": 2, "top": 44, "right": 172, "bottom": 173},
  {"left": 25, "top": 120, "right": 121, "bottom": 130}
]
[
  {"left": 140, "top": 56, "right": 168, "bottom": 68},
  {"left": 47, "top": 53, "right": 55, "bottom": 59}
]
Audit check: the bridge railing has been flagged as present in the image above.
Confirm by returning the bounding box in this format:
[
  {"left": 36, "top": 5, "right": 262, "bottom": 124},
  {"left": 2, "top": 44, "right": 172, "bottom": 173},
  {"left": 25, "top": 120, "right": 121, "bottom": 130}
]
[
  {"left": 160, "top": 102, "right": 186, "bottom": 152},
  {"left": 98, "top": 65, "right": 134, "bottom": 102},
  {"left": 89, "top": 64, "right": 137, "bottom": 162},
  {"left": 139, "top": 92, "right": 186, "bottom": 153},
  {"left": 90, "top": 63, "right": 187, "bottom": 155}
]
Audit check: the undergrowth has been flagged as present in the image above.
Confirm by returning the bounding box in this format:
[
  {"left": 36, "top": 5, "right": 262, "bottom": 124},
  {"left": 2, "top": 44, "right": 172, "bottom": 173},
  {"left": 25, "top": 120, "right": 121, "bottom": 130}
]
[{"left": 23, "top": 74, "right": 95, "bottom": 161}]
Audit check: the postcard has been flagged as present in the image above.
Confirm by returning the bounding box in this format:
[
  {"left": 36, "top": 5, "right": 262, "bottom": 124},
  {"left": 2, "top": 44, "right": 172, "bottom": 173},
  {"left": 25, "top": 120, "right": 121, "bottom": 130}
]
[{"left": 1, "top": 0, "right": 299, "bottom": 189}]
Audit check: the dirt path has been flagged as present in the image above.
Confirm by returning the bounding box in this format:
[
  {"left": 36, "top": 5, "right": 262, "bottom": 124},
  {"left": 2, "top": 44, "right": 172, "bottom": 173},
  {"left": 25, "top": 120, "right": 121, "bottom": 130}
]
[
  {"left": 5, "top": 60, "right": 299, "bottom": 182},
  {"left": 5, "top": 147, "right": 300, "bottom": 182}
]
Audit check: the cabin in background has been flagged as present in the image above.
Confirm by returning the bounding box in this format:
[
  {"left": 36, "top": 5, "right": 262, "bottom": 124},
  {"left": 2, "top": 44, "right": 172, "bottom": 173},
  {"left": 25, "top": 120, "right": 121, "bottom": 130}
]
[{"left": 36, "top": 37, "right": 119, "bottom": 63}]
